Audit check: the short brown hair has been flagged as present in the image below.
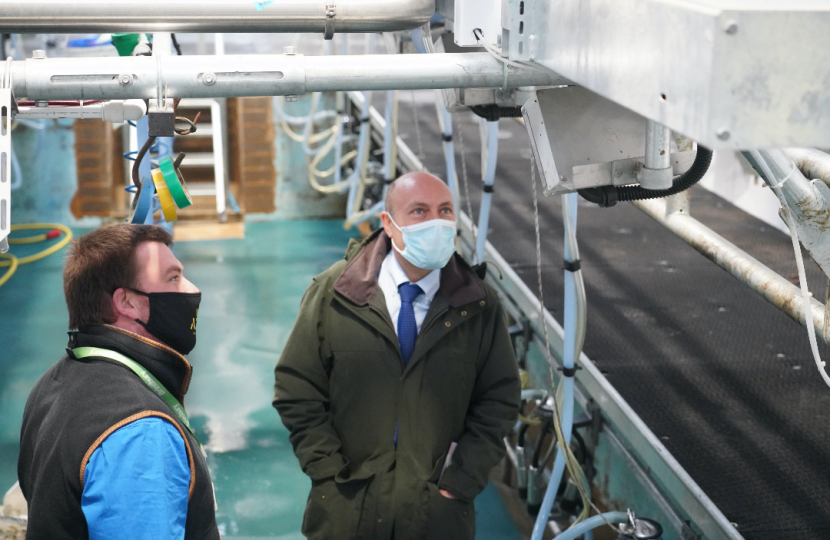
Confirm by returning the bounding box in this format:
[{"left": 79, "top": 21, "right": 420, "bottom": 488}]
[{"left": 63, "top": 224, "right": 173, "bottom": 329}]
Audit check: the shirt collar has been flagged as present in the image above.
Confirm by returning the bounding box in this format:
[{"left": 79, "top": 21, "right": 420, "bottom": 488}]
[{"left": 384, "top": 250, "right": 441, "bottom": 301}]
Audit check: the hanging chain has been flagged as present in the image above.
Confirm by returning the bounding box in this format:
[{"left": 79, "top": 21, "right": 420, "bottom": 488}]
[{"left": 409, "top": 90, "right": 426, "bottom": 161}]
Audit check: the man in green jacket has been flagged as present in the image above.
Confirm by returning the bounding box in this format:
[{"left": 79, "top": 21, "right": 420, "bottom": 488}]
[{"left": 273, "top": 172, "right": 521, "bottom": 540}]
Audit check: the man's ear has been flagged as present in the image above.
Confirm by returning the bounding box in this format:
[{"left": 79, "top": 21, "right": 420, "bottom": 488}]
[
  {"left": 380, "top": 211, "right": 394, "bottom": 237},
  {"left": 111, "top": 287, "right": 143, "bottom": 321}
]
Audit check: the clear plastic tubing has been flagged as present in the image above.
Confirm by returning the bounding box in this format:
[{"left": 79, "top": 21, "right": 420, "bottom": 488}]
[
  {"left": 552, "top": 512, "right": 629, "bottom": 540},
  {"left": 382, "top": 90, "right": 396, "bottom": 190},
  {"left": 530, "top": 193, "right": 579, "bottom": 540},
  {"left": 438, "top": 94, "right": 458, "bottom": 209},
  {"left": 346, "top": 34, "right": 375, "bottom": 217},
  {"left": 474, "top": 120, "right": 499, "bottom": 263}
]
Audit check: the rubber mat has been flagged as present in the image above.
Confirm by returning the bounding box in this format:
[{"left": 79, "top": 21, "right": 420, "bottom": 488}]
[{"left": 395, "top": 98, "right": 830, "bottom": 540}]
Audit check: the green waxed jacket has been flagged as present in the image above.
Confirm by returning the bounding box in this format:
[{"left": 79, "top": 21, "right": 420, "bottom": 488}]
[{"left": 273, "top": 229, "right": 521, "bottom": 540}]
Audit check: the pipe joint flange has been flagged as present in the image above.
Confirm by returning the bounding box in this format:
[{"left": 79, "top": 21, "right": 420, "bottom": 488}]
[{"left": 638, "top": 165, "right": 674, "bottom": 191}]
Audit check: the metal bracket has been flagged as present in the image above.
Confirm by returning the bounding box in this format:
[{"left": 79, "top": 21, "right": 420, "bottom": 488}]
[
  {"left": 502, "top": 0, "right": 534, "bottom": 61},
  {"left": 324, "top": 4, "right": 336, "bottom": 40},
  {"left": 508, "top": 317, "right": 533, "bottom": 368}
]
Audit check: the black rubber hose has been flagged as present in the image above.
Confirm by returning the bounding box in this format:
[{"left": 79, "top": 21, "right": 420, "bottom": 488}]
[
  {"left": 131, "top": 135, "right": 157, "bottom": 198},
  {"left": 470, "top": 104, "right": 524, "bottom": 122},
  {"left": 578, "top": 145, "right": 713, "bottom": 208},
  {"left": 531, "top": 420, "right": 551, "bottom": 469}
]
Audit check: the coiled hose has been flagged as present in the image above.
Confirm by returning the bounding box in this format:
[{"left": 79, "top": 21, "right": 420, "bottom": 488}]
[
  {"left": 578, "top": 146, "right": 713, "bottom": 208},
  {"left": 0, "top": 223, "right": 73, "bottom": 288}
]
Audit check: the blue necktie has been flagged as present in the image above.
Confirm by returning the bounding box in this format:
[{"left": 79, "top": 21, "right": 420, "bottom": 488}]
[
  {"left": 395, "top": 282, "right": 422, "bottom": 447},
  {"left": 397, "top": 282, "right": 423, "bottom": 366}
]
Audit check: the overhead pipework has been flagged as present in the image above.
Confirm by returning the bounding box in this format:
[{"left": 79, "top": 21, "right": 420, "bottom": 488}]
[
  {"left": 0, "top": 0, "right": 435, "bottom": 35},
  {"left": 9, "top": 52, "right": 567, "bottom": 101}
]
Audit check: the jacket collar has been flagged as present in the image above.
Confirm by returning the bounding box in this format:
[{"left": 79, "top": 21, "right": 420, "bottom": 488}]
[
  {"left": 333, "top": 229, "right": 486, "bottom": 309},
  {"left": 68, "top": 324, "right": 193, "bottom": 402}
]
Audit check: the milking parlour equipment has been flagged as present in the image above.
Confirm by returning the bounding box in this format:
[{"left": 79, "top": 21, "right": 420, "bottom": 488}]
[{"left": 3, "top": 1, "right": 830, "bottom": 539}]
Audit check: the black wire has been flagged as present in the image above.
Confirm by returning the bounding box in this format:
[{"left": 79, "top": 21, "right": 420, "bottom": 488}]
[
  {"left": 171, "top": 34, "right": 183, "bottom": 56},
  {"left": 174, "top": 116, "right": 197, "bottom": 135},
  {"left": 131, "top": 136, "right": 157, "bottom": 198},
  {"left": 578, "top": 145, "right": 713, "bottom": 208}
]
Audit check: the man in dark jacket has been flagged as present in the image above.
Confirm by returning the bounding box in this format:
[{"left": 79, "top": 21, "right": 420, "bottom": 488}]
[
  {"left": 273, "top": 172, "right": 521, "bottom": 540},
  {"left": 18, "top": 224, "right": 219, "bottom": 540}
]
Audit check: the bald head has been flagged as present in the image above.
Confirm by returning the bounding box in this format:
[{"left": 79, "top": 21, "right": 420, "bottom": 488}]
[
  {"left": 381, "top": 171, "right": 457, "bottom": 280},
  {"left": 385, "top": 172, "right": 453, "bottom": 217}
]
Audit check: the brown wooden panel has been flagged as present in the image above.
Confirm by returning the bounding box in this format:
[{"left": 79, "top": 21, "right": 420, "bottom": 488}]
[
  {"left": 72, "top": 119, "right": 116, "bottom": 218},
  {"left": 227, "top": 97, "right": 276, "bottom": 214}
]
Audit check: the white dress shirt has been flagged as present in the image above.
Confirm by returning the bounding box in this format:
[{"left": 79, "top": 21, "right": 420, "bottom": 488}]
[{"left": 378, "top": 250, "right": 441, "bottom": 336}]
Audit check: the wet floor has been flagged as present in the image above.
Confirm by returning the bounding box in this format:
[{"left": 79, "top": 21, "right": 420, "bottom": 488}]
[{"left": 0, "top": 219, "right": 522, "bottom": 539}]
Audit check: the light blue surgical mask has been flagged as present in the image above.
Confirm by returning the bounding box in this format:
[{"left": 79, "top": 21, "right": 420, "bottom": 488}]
[{"left": 389, "top": 216, "right": 457, "bottom": 270}]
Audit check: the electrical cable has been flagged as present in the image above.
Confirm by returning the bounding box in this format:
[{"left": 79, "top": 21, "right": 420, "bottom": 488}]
[
  {"left": 472, "top": 28, "right": 530, "bottom": 70},
  {"left": 174, "top": 113, "right": 199, "bottom": 135},
  {"left": 578, "top": 146, "right": 713, "bottom": 208},
  {"left": 131, "top": 135, "right": 157, "bottom": 197},
  {"left": 170, "top": 33, "right": 183, "bottom": 56}
]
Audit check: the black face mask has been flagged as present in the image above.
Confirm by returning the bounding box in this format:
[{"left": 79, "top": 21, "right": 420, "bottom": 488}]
[{"left": 131, "top": 290, "right": 202, "bottom": 355}]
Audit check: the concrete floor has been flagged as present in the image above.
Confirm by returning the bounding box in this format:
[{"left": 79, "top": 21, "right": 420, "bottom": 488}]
[{"left": 0, "top": 219, "right": 522, "bottom": 540}]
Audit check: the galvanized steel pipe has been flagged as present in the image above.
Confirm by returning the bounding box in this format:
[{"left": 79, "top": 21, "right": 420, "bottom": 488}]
[
  {"left": 639, "top": 120, "right": 673, "bottom": 190},
  {"left": 634, "top": 197, "right": 829, "bottom": 345},
  {"left": 0, "top": 0, "right": 434, "bottom": 34},
  {"left": 783, "top": 147, "right": 830, "bottom": 188},
  {"left": 10, "top": 53, "right": 567, "bottom": 100}
]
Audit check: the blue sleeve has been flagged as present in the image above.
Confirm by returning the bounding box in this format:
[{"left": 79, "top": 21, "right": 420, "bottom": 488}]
[{"left": 82, "top": 417, "right": 191, "bottom": 540}]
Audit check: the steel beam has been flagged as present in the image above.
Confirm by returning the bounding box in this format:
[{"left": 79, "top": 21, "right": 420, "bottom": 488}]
[
  {"left": 0, "top": 0, "right": 434, "bottom": 34},
  {"left": 10, "top": 53, "right": 567, "bottom": 100}
]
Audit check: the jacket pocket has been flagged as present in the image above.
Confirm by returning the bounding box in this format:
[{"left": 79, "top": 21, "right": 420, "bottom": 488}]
[
  {"left": 302, "top": 476, "right": 373, "bottom": 540},
  {"left": 423, "top": 482, "right": 475, "bottom": 540}
]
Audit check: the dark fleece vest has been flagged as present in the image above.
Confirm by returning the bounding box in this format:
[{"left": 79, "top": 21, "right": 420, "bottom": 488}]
[{"left": 17, "top": 325, "right": 220, "bottom": 540}]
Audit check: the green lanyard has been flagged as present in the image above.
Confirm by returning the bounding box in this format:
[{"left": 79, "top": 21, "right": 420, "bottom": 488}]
[{"left": 72, "top": 346, "right": 199, "bottom": 443}]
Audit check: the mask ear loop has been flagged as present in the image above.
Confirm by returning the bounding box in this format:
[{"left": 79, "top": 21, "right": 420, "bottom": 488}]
[{"left": 386, "top": 214, "right": 406, "bottom": 254}]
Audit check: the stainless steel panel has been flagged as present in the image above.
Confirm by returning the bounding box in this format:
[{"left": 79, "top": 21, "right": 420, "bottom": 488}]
[
  {"left": 522, "top": 86, "right": 650, "bottom": 194},
  {"left": 534, "top": 0, "right": 830, "bottom": 149}
]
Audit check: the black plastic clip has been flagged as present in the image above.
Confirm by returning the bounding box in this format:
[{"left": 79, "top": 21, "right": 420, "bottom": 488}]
[
  {"left": 557, "top": 365, "right": 583, "bottom": 377},
  {"left": 442, "top": 133, "right": 452, "bottom": 142},
  {"left": 563, "top": 259, "right": 581, "bottom": 272},
  {"left": 483, "top": 184, "right": 494, "bottom": 194}
]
